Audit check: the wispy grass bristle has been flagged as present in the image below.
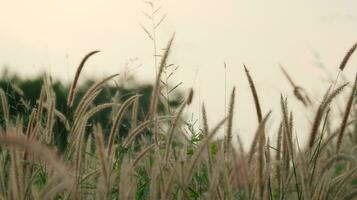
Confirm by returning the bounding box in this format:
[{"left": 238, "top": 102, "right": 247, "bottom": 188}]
[
  {"left": 122, "top": 120, "right": 152, "bottom": 149},
  {"left": 308, "top": 83, "right": 348, "bottom": 149},
  {"left": 244, "top": 65, "right": 262, "bottom": 122},
  {"left": 224, "top": 87, "right": 235, "bottom": 159},
  {"left": 93, "top": 124, "right": 109, "bottom": 198},
  {"left": 67, "top": 50, "right": 100, "bottom": 107},
  {"left": 0, "top": 89, "right": 10, "bottom": 126},
  {"left": 339, "top": 42, "right": 357, "bottom": 71},
  {"left": 74, "top": 73, "right": 119, "bottom": 119},
  {"left": 202, "top": 103, "right": 209, "bottom": 136},
  {"left": 108, "top": 95, "right": 140, "bottom": 156},
  {"left": 336, "top": 74, "right": 357, "bottom": 152}
]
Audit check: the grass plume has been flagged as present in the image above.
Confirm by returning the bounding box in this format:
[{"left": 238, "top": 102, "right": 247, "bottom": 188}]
[{"left": 67, "top": 50, "right": 100, "bottom": 107}]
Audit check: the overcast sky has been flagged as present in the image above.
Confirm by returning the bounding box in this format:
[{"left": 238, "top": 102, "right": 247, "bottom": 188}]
[{"left": 1, "top": 0, "right": 356, "bottom": 146}]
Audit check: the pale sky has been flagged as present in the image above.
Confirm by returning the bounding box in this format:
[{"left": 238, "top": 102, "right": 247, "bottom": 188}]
[{"left": 1, "top": 0, "right": 357, "bottom": 146}]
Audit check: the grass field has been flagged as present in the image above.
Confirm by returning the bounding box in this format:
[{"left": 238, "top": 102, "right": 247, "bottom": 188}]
[{"left": 0, "top": 33, "right": 356, "bottom": 199}]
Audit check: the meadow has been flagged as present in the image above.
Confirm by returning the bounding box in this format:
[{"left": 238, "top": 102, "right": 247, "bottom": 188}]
[
  {"left": 0, "top": 2, "right": 357, "bottom": 199},
  {"left": 0, "top": 33, "right": 356, "bottom": 200}
]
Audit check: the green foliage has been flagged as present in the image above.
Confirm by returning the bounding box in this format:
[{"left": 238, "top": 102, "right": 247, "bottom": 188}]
[{"left": 0, "top": 72, "right": 182, "bottom": 152}]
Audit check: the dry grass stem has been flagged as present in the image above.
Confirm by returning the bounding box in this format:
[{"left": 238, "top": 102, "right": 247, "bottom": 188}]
[{"left": 336, "top": 74, "right": 357, "bottom": 152}]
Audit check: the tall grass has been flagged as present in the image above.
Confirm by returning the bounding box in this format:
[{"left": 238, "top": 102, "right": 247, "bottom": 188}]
[{"left": 0, "top": 39, "right": 356, "bottom": 200}]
